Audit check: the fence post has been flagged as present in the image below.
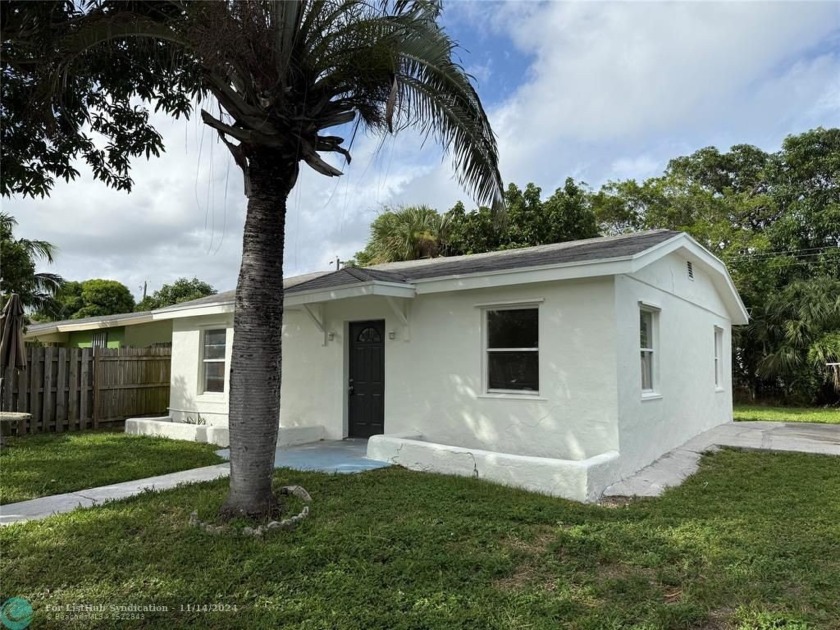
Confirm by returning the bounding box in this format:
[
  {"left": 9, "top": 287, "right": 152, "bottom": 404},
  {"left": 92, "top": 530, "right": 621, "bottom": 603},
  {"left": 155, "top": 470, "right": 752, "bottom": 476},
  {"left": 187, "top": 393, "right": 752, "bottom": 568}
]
[
  {"left": 16, "top": 349, "right": 30, "bottom": 434},
  {"left": 43, "top": 347, "right": 55, "bottom": 431},
  {"left": 29, "top": 347, "right": 40, "bottom": 433},
  {"left": 68, "top": 348, "right": 79, "bottom": 431},
  {"left": 56, "top": 347, "right": 67, "bottom": 432},
  {"left": 93, "top": 346, "right": 101, "bottom": 429},
  {"left": 80, "top": 348, "right": 90, "bottom": 428}
]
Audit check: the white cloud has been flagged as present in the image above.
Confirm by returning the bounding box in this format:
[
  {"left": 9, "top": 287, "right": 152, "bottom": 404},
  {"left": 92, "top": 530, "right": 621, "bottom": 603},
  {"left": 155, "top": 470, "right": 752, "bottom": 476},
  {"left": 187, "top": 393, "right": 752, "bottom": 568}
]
[
  {"left": 5, "top": 1, "right": 839, "bottom": 300},
  {"left": 489, "top": 1, "right": 840, "bottom": 189}
]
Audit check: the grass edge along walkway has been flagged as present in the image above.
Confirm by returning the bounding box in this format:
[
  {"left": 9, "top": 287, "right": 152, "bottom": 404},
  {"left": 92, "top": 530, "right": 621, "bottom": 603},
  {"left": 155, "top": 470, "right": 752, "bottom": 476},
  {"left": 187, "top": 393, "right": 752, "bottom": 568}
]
[
  {"left": 0, "top": 430, "right": 225, "bottom": 505},
  {"left": 733, "top": 404, "right": 840, "bottom": 424}
]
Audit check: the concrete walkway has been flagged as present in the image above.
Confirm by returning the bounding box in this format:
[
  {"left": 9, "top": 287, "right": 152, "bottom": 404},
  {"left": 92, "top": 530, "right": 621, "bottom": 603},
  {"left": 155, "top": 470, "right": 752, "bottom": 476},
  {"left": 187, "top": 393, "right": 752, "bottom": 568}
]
[
  {"left": 0, "top": 439, "right": 389, "bottom": 526},
  {"left": 604, "top": 421, "right": 840, "bottom": 498},
  {"left": 0, "top": 464, "right": 230, "bottom": 526}
]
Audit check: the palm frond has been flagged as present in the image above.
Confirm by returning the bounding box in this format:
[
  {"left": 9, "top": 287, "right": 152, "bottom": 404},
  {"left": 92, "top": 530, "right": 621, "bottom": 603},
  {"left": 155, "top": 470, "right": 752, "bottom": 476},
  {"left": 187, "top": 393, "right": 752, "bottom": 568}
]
[{"left": 17, "top": 238, "right": 57, "bottom": 264}]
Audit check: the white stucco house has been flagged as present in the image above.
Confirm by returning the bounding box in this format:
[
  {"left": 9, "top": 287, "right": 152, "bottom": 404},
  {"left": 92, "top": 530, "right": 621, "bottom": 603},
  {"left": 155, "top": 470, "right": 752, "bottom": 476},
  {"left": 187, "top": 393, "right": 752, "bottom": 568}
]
[{"left": 127, "top": 229, "right": 748, "bottom": 501}]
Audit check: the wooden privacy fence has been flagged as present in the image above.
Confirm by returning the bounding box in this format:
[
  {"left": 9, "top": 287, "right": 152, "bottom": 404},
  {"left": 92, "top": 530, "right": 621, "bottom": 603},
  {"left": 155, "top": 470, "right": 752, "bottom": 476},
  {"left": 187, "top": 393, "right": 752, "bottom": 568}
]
[{"left": 0, "top": 346, "right": 171, "bottom": 435}]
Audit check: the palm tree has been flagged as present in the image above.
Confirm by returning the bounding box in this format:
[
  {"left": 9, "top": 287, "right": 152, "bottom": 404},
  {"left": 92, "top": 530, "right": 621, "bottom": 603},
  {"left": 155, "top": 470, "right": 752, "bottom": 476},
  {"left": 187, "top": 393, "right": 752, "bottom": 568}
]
[
  {"left": 37, "top": 0, "right": 503, "bottom": 518},
  {"left": 356, "top": 205, "right": 449, "bottom": 265},
  {"left": 745, "top": 276, "right": 840, "bottom": 403},
  {"left": 0, "top": 212, "right": 63, "bottom": 311}
]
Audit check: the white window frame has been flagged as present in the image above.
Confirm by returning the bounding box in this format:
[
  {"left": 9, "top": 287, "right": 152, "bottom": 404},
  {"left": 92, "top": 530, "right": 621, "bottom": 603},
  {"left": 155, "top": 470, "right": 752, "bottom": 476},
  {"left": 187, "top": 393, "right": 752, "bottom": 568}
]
[
  {"left": 482, "top": 303, "right": 541, "bottom": 396},
  {"left": 639, "top": 304, "right": 660, "bottom": 397},
  {"left": 200, "top": 328, "right": 227, "bottom": 395},
  {"left": 714, "top": 326, "right": 724, "bottom": 391}
]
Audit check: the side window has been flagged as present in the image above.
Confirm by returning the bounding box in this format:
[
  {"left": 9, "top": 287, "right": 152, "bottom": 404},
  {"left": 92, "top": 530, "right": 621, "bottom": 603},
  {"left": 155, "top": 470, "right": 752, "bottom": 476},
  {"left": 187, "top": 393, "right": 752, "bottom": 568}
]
[
  {"left": 640, "top": 308, "right": 658, "bottom": 394},
  {"left": 485, "top": 307, "right": 539, "bottom": 393},
  {"left": 91, "top": 331, "right": 108, "bottom": 348},
  {"left": 714, "top": 327, "right": 723, "bottom": 389},
  {"left": 202, "top": 329, "right": 227, "bottom": 393}
]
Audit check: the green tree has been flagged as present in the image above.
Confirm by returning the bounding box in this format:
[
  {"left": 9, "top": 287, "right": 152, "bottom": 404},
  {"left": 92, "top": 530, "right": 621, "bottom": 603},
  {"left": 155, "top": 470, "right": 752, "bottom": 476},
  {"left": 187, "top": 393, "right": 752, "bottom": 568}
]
[
  {"left": 1, "top": 1, "right": 196, "bottom": 198},
  {"left": 441, "top": 200, "right": 499, "bottom": 255},
  {"left": 354, "top": 206, "right": 446, "bottom": 265},
  {"left": 443, "top": 179, "right": 600, "bottom": 256},
  {"left": 40, "top": 279, "right": 135, "bottom": 320},
  {"left": 137, "top": 277, "right": 216, "bottom": 311},
  {"left": 0, "top": 212, "right": 63, "bottom": 310},
  {"left": 43, "top": 280, "right": 84, "bottom": 321},
  {"left": 741, "top": 277, "right": 840, "bottom": 404},
  {"left": 76, "top": 279, "right": 135, "bottom": 318},
  {"left": 3, "top": 0, "right": 502, "bottom": 518}
]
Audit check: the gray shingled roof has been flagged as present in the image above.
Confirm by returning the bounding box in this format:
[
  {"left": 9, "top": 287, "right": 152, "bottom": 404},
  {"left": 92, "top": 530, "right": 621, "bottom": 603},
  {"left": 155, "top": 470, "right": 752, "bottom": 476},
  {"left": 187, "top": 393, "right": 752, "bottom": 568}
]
[
  {"left": 364, "top": 229, "right": 680, "bottom": 281},
  {"left": 156, "top": 230, "right": 682, "bottom": 311},
  {"left": 27, "top": 232, "right": 684, "bottom": 330},
  {"left": 285, "top": 266, "right": 409, "bottom": 294},
  {"left": 154, "top": 271, "right": 330, "bottom": 311}
]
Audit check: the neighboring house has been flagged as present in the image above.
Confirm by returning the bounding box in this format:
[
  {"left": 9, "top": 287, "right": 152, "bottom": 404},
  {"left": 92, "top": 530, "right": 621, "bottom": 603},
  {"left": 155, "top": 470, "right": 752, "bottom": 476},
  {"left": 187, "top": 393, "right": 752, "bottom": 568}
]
[
  {"left": 128, "top": 230, "right": 748, "bottom": 502},
  {"left": 25, "top": 312, "right": 172, "bottom": 348}
]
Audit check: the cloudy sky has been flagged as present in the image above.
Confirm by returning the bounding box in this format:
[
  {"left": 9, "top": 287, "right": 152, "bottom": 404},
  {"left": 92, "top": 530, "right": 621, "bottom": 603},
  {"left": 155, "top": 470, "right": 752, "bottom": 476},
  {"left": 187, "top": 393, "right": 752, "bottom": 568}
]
[{"left": 7, "top": 1, "right": 840, "bottom": 300}]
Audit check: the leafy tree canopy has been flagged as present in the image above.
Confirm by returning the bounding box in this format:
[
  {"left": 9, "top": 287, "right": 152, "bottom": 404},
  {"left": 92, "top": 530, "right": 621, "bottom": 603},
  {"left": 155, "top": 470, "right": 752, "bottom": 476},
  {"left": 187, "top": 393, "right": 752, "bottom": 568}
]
[
  {"left": 39, "top": 279, "right": 135, "bottom": 320},
  {"left": 1, "top": 0, "right": 198, "bottom": 198},
  {"left": 445, "top": 179, "right": 600, "bottom": 256},
  {"left": 353, "top": 179, "right": 600, "bottom": 265},
  {"left": 136, "top": 277, "right": 216, "bottom": 311}
]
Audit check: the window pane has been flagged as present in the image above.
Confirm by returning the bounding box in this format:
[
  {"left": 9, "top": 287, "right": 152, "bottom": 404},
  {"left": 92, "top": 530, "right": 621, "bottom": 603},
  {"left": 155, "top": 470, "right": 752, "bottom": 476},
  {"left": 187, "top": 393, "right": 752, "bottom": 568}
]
[
  {"left": 204, "top": 329, "right": 226, "bottom": 360},
  {"left": 488, "top": 351, "right": 539, "bottom": 391},
  {"left": 357, "top": 327, "right": 382, "bottom": 343},
  {"left": 641, "top": 351, "right": 653, "bottom": 390},
  {"left": 488, "top": 309, "right": 538, "bottom": 349},
  {"left": 640, "top": 311, "right": 652, "bottom": 349},
  {"left": 204, "top": 362, "right": 225, "bottom": 393}
]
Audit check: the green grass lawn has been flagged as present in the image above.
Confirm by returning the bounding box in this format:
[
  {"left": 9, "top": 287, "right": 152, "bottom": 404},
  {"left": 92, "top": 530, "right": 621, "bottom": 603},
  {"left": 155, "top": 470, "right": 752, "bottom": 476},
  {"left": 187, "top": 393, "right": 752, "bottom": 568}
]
[
  {"left": 734, "top": 404, "right": 840, "bottom": 424},
  {"left": 0, "top": 431, "right": 225, "bottom": 504},
  {"left": 2, "top": 449, "right": 839, "bottom": 629}
]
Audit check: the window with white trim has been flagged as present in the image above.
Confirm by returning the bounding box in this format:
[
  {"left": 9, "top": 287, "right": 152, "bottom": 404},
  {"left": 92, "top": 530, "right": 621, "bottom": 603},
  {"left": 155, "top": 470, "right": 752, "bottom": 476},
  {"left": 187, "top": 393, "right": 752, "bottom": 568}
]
[
  {"left": 485, "top": 307, "right": 539, "bottom": 393},
  {"left": 714, "top": 327, "right": 723, "bottom": 389},
  {"left": 640, "top": 308, "right": 657, "bottom": 393},
  {"left": 202, "top": 329, "right": 226, "bottom": 393}
]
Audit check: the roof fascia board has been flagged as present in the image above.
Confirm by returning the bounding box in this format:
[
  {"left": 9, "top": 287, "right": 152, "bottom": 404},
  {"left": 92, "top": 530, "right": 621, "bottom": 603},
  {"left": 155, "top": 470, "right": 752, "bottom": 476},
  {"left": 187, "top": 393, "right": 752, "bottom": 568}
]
[
  {"left": 24, "top": 325, "right": 59, "bottom": 337},
  {"left": 153, "top": 303, "right": 234, "bottom": 320},
  {"left": 284, "top": 282, "right": 416, "bottom": 307},
  {"left": 413, "top": 257, "right": 635, "bottom": 294},
  {"left": 50, "top": 313, "right": 153, "bottom": 333}
]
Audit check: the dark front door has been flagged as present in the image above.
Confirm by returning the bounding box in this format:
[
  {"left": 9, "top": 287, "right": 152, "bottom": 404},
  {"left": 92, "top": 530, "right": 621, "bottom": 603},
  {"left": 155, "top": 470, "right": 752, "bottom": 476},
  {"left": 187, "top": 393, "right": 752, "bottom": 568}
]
[{"left": 348, "top": 320, "right": 385, "bottom": 438}]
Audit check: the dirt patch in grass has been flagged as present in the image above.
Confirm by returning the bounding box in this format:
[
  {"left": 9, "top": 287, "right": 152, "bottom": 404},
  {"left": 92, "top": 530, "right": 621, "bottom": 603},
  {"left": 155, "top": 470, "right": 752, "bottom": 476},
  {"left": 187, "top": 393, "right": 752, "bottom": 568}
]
[
  {"left": 701, "top": 607, "right": 735, "bottom": 629},
  {"left": 494, "top": 525, "right": 558, "bottom": 592},
  {"left": 598, "top": 495, "right": 639, "bottom": 508}
]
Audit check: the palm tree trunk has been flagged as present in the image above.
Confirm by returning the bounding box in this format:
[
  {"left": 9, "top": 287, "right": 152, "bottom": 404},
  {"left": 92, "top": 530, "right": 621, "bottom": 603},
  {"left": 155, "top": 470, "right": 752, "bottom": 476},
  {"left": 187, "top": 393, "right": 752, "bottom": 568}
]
[{"left": 220, "top": 149, "right": 299, "bottom": 519}]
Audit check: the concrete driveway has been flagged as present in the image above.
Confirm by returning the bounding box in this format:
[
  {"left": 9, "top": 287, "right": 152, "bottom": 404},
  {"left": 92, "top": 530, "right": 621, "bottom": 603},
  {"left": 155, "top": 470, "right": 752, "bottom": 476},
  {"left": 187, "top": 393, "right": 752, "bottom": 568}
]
[{"left": 604, "top": 421, "right": 840, "bottom": 498}]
